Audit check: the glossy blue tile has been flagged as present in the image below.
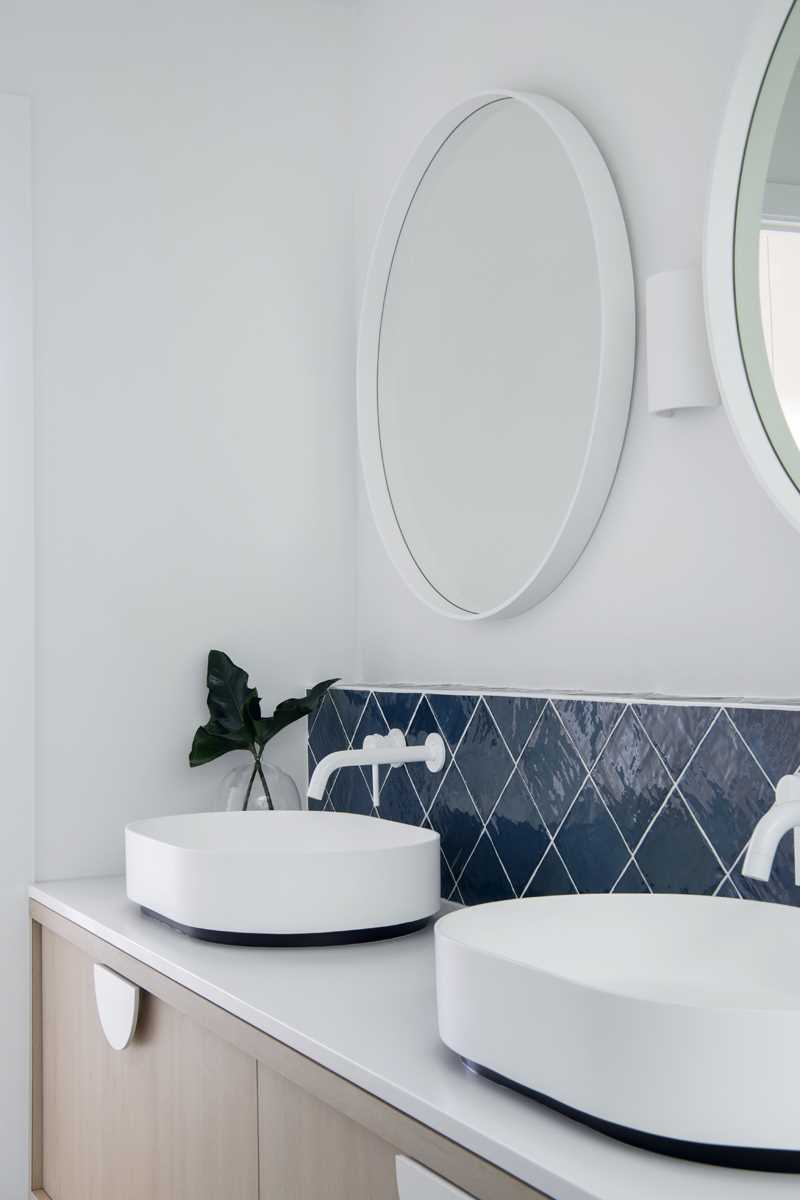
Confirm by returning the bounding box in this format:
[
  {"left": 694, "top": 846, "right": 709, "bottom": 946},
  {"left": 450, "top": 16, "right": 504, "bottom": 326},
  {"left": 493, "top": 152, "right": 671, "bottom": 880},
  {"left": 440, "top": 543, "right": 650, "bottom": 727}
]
[
  {"left": 487, "top": 771, "right": 549, "bottom": 894},
  {"left": 518, "top": 703, "right": 585, "bottom": 832},
  {"left": 485, "top": 695, "right": 546, "bottom": 759},
  {"left": 523, "top": 846, "right": 576, "bottom": 897},
  {"left": 612, "top": 861, "right": 649, "bottom": 894},
  {"left": 734, "top": 837, "right": 800, "bottom": 906},
  {"left": 636, "top": 794, "right": 723, "bottom": 895},
  {"left": 331, "top": 765, "right": 374, "bottom": 816},
  {"left": 378, "top": 766, "right": 425, "bottom": 827},
  {"left": 306, "top": 746, "right": 323, "bottom": 810},
  {"left": 679, "top": 713, "right": 774, "bottom": 867},
  {"left": 308, "top": 691, "right": 347, "bottom": 764},
  {"left": 554, "top": 782, "right": 629, "bottom": 893},
  {"left": 632, "top": 703, "right": 714, "bottom": 779},
  {"left": 329, "top": 688, "right": 370, "bottom": 744},
  {"left": 406, "top": 696, "right": 451, "bottom": 810},
  {"left": 592, "top": 708, "right": 672, "bottom": 848},
  {"left": 554, "top": 699, "right": 625, "bottom": 766},
  {"left": 428, "top": 763, "right": 482, "bottom": 880},
  {"left": 727, "top": 707, "right": 800, "bottom": 784},
  {"left": 352, "top": 693, "right": 389, "bottom": 744},
  {"left": 454, "top": 699, "right": 515, "bottom": 821},
  {"left": 427, "top": 693, "right": 478, "bottom": 749},
  {"left": 458, "top": 834, "right": 514, "bottom": 906},
  {"left": 374, "top": 691, "right": 421, "bottom": 735}
]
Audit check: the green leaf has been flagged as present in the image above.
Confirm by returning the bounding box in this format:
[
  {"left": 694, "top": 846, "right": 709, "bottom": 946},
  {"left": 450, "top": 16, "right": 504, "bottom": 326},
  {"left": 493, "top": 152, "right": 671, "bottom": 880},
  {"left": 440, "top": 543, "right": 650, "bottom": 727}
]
[
  {"left": 205, "top": 650, "right": 260, "bottom": 737},
  {"left": 253, "top": 678, "right": 339, "bottom": 748},
  {"left": 189, "top": 722, "right": 252, "bottom": 767}
]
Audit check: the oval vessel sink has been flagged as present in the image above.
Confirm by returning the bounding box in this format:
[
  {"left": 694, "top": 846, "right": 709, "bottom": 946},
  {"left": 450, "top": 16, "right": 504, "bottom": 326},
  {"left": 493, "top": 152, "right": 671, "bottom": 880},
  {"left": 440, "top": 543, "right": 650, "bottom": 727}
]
[
  {"left": 435, "top": 895, "right": 800, "bottom": 1170},
  {"left": 126, "top": 810, "right": 440, "bottom": 946}
]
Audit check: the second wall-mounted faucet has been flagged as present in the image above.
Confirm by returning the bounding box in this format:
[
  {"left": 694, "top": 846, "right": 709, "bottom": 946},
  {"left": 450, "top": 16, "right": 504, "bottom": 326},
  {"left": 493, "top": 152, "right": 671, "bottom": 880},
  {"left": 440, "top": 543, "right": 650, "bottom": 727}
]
[
  {"left": 743, "top": 774, "right": 800, "bottom": 885},
  {"left": 307, "top": 729, "right": 446, "bottom": 809}
]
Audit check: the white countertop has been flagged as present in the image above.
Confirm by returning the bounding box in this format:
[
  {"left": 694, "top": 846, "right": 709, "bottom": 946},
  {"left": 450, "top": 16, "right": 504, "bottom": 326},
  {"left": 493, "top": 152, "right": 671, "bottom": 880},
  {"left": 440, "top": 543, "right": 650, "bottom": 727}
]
[{"left": 31, "top": 877, "right": 792, "bottom": 1200}]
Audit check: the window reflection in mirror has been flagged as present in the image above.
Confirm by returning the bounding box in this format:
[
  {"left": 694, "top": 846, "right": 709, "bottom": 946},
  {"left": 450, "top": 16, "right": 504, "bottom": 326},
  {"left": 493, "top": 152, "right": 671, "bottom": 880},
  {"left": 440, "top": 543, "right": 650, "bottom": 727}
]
[
  {"left": 759, "top": 60, "right": 800, "bottom": 447},
  {"left": 734, "top": 0, "right": 800, "bottom": 490}
]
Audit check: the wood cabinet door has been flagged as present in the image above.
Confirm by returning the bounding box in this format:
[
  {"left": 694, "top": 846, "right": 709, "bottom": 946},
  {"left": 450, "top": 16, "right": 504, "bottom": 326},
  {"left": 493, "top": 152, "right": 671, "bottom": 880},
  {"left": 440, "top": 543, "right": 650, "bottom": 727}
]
[
  {"left": 41, "top": 928, "right": 259, "bottom": 1200},
  {"left": 258, "top": 1062, "right": 399, "bottom": 1200}
]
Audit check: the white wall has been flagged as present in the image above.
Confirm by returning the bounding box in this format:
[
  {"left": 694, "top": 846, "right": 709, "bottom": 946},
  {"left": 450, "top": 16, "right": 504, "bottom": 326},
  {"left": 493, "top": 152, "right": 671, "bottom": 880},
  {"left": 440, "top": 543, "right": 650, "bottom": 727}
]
[
  {"left": 0, "top": 0, "right": 356, "bottom": 884},
  {"left": 352, "top": 0, "right": 800, "bottom": 701},
  {"left": 0, "top": 94, "right": 35, "bottom": 1200}
]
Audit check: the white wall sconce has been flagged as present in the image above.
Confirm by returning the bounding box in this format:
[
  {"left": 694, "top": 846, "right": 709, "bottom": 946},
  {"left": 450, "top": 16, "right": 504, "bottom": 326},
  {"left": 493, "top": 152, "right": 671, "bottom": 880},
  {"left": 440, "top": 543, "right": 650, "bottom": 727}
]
[{"left": 646, "top": 265, "right": 720, "bottom": 416}]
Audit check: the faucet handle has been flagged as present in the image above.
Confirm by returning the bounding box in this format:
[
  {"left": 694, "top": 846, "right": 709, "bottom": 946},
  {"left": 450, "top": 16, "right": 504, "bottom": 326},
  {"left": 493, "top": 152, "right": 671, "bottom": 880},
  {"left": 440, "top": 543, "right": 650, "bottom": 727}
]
[
  {"left": 362, "top": 729, "right": 406, "bottom": 807},
  {"left": 362, "top": 729, "right": 405, "bottom": 752}
]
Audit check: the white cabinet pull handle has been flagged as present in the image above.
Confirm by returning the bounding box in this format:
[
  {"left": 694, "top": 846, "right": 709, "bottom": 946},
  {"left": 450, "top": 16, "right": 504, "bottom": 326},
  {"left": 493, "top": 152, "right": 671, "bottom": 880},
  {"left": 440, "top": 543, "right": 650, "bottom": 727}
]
[
  {"left": 395, "top": 1156, "right": 476, "bottom": 1199},
  {"left": 94, "top": 964, "right": 140, "bottom": 1050}
]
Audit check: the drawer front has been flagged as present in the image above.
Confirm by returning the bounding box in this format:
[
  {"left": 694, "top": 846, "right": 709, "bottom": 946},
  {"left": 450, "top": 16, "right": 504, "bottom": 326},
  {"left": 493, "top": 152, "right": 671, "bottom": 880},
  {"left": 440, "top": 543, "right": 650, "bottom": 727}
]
[{"left": 41, "top": 928, "right": 258, "bottom": 1200}]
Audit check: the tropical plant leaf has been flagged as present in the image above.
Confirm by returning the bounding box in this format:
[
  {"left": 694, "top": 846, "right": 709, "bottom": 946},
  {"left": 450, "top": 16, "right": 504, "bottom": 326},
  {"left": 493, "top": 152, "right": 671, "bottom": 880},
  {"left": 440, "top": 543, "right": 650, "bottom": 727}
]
[
  {"left": 205, "top": 650, "right": 259, "bottom": 737},
  {"left": 189, "top": 722, "right": 252, "bottom": 767},
  {"left": 253, "top": 678, "right": 339, "bottom": 747},
  {"left": 188, "top": 652, "right": 338, "bottom": 769}
]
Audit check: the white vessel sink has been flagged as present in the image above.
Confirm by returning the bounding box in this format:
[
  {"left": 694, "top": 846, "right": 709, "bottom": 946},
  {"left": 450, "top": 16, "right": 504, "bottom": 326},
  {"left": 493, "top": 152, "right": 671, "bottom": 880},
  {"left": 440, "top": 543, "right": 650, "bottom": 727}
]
[
  {"left": 436, "top": 895, "right": 800, "bottom": 1170},
  {"left": 126, "top": 810, "right": 440, "bottom": 946}
]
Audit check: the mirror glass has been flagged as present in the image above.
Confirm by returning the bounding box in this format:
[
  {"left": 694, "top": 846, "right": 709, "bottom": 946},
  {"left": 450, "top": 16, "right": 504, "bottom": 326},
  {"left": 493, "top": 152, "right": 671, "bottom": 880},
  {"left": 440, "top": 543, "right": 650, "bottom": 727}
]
[
  {"left": 736, "top": 1, "right": 800, "bottom": 487},
  {"left": 378, "top": 99, "right": 601, "bottom": 614},
  {"left": 366, "top": 94, "right": 633, "bottom": 618}
]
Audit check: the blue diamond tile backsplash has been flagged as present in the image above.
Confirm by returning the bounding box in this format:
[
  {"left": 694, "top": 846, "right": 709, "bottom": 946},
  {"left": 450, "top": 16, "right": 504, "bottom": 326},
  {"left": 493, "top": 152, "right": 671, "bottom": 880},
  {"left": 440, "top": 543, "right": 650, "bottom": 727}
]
[{"left": 307, "top": 687, "right": 800, "bottom": 907}]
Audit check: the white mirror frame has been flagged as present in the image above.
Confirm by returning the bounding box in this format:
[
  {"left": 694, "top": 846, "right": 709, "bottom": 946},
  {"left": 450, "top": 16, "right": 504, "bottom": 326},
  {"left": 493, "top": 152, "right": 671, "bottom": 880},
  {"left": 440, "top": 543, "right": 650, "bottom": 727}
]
[
  {"left": 705, "top": 0, "right": 800, "bottom": 532},
  {"left": 357, "top": 90, "right": 635, "bottom": 621}
]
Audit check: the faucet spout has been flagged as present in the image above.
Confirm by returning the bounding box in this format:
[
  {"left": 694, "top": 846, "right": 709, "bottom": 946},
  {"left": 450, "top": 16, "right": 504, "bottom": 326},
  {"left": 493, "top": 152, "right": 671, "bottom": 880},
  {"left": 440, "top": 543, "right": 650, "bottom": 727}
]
[
  {"left": 307, "top": 730, "right": 446, "bottom": 807},
  {"left": 742, "top": 775, "right": 800, "bottom": 882}
]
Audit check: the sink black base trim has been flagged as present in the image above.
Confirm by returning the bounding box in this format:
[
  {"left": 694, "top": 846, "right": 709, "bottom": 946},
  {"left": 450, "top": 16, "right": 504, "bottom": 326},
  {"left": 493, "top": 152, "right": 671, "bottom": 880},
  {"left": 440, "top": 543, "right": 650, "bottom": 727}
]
[
  {"left": 140, "top": 907, "right": 429, "bottom": 947},
  {"left": 461, "top": 1059, "right": 800, "bottom": 1173}
]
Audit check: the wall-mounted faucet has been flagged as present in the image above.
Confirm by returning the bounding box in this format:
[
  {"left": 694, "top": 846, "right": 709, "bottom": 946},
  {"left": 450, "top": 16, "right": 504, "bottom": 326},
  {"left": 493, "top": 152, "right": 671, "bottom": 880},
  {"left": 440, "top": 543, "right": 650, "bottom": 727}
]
[
  {"left": 307, "top": 729, "right": 446, "bottom": 809},
  {"left": 742, "top": 774, "right": 800, "bottom": 884}
]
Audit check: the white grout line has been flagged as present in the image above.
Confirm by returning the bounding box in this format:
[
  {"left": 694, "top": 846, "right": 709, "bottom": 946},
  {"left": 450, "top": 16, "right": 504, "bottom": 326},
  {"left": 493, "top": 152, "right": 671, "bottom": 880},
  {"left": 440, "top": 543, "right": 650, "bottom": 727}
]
[{"left": 712, "top": 848, "right": 745, "bottom": 898}]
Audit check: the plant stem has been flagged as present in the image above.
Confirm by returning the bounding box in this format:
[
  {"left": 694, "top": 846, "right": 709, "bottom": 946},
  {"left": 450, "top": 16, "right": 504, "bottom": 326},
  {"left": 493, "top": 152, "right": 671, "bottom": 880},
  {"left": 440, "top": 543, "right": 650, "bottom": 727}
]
[
  {"left": 242, "top": 760, "right": 259, "bottom": 811},
  {"left": 255, "top": 754, "right": 274, "bottom": 810}
]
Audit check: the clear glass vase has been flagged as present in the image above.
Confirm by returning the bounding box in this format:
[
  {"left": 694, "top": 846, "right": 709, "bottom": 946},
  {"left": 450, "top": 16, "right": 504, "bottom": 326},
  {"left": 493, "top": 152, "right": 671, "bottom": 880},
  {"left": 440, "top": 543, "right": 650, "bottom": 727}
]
[{"left": 221, "top": 761, "right": 302, "bottom": 812}]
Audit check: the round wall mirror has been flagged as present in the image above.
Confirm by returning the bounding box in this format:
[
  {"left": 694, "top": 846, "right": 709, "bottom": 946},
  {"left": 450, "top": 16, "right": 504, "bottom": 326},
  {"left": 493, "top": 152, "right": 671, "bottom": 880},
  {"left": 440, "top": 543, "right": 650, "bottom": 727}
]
[
  {"left": 358, "top": 91, "right": 635, "bottom": 620},
  {"left": 706, "top": 0, "right": 800, "bottom": 531}
]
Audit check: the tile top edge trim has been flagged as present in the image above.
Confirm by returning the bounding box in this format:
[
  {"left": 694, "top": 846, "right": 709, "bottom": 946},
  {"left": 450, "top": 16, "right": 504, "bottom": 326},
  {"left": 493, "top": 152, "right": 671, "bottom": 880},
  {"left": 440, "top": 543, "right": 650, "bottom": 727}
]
[{"left": 331, "top": 683, "right": 800, "bottom": 711}]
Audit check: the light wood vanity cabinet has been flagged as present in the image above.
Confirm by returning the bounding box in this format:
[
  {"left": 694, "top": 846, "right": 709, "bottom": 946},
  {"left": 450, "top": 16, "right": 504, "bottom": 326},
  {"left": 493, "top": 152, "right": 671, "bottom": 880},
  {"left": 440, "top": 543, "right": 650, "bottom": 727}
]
[{"left": 31, "top": 903, "right": 546, "bottom": 1200}]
